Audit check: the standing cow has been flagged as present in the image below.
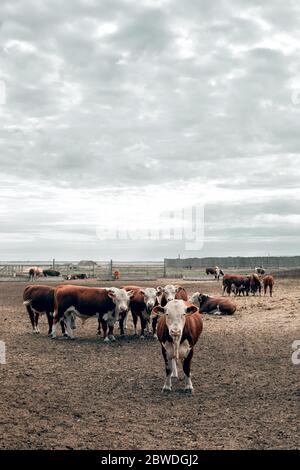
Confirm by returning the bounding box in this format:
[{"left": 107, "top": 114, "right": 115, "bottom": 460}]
[
  {"left": 249, "top": 273, "right": 262, "bottom": 296},
  {"left": 28, "top": 267, "right": 43, "bottom": 281},
  {"left": 263, "top": 275, "right": 275, "bottom": 297},
  {"left": 223, "top": 275, "right": 250, "bottom": 296},
  {"left": 121, "top": 286, "right": 161, "bottom": 337},
  {"left": 190, "top": 292, "right": 236, "bottom": 315},
  {"left": 23, "top": 285, "right": 66, "bottom": 335},
  {"left": 51, "top": 285, "right": 133, "bottom": 342},
  {"left": 152, "top": 300, "right": 203, "bottom": 394},
  {"left": 152, "top": 285, "right": 187, "bottom": 337},
  {"left": 206, "top": 266, "right": 224, "bottom": 281}
]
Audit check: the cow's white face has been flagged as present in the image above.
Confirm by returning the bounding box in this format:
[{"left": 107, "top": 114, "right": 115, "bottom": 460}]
[
  {"left": 163, "top": 285, "right": 180, "bottom": 302},
  {"left": 141, "top": 287, "right": 159, "bottom": 312},
  {"left": 107, "top": 288, "right": 133, "bottom": 314},
  {"left": 189, "top": 292, "right": 201, "bottom": 308}
]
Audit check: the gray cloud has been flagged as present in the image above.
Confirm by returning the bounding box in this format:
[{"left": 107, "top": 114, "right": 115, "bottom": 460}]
[{"left": 0, "top": 0, "right": 299, "bottom": 259}]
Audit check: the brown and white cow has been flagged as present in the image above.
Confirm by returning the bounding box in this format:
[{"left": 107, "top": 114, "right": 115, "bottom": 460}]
[
  {"left": 263, "top": 275, "right": 275, "bottom": 297},
  {"left": 206, "top": 266, "right": 224, "bottom": 281},
  {"left": 153, "top": 300, "right": 203, "bottom": 393},
  {"left": 190, "top": 292, "right": 236, "bottom": 315},
  {"left": 223, "top": 274, "right": 250, "bottom": 296},
  {"left": 121, "top": 286, "right": 161, "bottom": 338},
  {"left": 152, "top": 285, "right": 188, "bottom": 337},
  {"left": 23, "top": 285, "right": 66, "bottom": 336},
  {"left": 28, "top": 267, "right": 43, "bottom": 281},
  {"left": 51, "top": 285, "right": 133, "bottom": 342}
]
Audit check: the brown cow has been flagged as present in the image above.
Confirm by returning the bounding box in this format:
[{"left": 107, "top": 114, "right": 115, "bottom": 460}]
[
  {"left": 206, "top": 266, "right": 224, "bottom": 281},
  {"left": 223, "top": 274, "right": 250, "bottom": 296},
  {"left": 23, "top": 285, "right": 66, "bottom": 336},
  {"left": 263, "top": 275, "right": 275, "bottom": 297},
  {"left": 152, "top": 285, "right": 188, "bottom": 337},
  {"left": 249, "top": 273, "right": 262, "bottom": 296},
  {"left": 51, "top": 285, "right": 133, "bottom": 342},
  {"left": 121, "top": 286, "right": 161, "bottom": 337},
  {"left": 153, "top": 300, "right": 203, "bottom": 394},
  {"left": 190, "top": 292, "right": 236, "bottom": 315}
]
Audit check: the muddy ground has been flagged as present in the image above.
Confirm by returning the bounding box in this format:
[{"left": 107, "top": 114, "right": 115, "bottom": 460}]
[{"left": 0, "top": 278, "right": 299, "bottom": 450}]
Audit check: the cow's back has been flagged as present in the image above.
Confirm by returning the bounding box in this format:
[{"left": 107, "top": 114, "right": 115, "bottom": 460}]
[{"left": 55, "top": 285, "right": 113, "bottom": 314}]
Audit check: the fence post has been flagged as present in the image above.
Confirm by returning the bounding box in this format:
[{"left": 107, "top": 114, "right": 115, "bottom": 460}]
[
  {"left": 163, "top": 258, "right": 167, "bottom": 278},
  {"left": 109, "top": 260, "right": 113, "bottom": 279},
  {"left": 53, "top": 258, "right": 55, "bottom": 269}
]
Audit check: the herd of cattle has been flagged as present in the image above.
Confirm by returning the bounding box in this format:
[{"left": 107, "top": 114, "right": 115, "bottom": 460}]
[{"left": 22, "top": 266, "right": 274, "bottom": 393}]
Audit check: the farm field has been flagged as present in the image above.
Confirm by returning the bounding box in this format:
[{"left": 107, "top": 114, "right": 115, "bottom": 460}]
[{"left": 0, "top": 278, "right": 299, "bottom": 450}]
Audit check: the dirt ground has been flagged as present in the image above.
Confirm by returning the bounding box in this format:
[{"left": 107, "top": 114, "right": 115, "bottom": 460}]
[{"left": 0, "top": 278, "right": 299, "bottom": 450}]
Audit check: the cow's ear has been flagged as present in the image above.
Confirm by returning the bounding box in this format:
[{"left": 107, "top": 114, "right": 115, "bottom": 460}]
[
  {"left": 127, "top": 290, "right": 135, "bottom": 299},
  {"left": 140, "top": 289, "right": 145, "bottom": 296},
  {"left": 151, "top": 305, "right": 165, "bottom": 317},
  {"left": 185, "top": 305, "right": 198, "bottom": 315},
  {"left": 156, "top": 286, "right": 163, "bottom": 294},
  {"left": 107, "top": 289, "right": 116, "bottom": 299},
  {"left": 176, "top": 286, "right": 183, "bottom": 293}
]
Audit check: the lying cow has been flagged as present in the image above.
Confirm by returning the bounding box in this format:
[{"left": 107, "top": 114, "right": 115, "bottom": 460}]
[
  {"left": 263, "top": 275, "right": 275, "bottom": 297},
  {"left": 43, "top": 269, "right": 61, "bottom": 277},
  {"left": 23, "top": 285, "right": 66, "bottom": 335},
  {"left": 51, "top": 285, "right": 133, "bottom": 342},
  {"left": 152, "top": 300, "right": 203, "bottom": 394},
  {"left": 223, "top": 275, "right": 250, "bottom": 296},
  {"left": 65, "top": 273, "right": 87, "bottom": 280},
  {"left": 190, "top": 292, "right": 236, "bottom": 315},
  {"left": 206, "top": 266, "right": 224, "bottom": 281},
  {"left": 249, "top": 273, "right": 262, "bottom": 296},
  {"left": 28, "top": 267, "right": 43, "bottom": 281},
  {"left": 120, "top": 286, "right": 161, "bottom": 338}
]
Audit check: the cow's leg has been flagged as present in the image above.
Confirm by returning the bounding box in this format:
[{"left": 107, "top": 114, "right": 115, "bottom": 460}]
[
  {"left": 63, "top": 313, "right": 74, "bottom": 339},
  {"left": 132, "top": 311, "right": 138, "bottom": 336},
  {"left": 152, "top": 316, "right": 158, "bottom": 339},
  {"left": 140, "top": 316, "right": 147, "bottom": 339},
  {"left": 270, "top": 285, "right": 273, "bottom": 297},
  {"left": 97, "top": 319, "right": 101, "bottom": 336},
  {"left": 171, "top": 358, "right": 178, "bottom": 378},
  {"left": 34, "top": 312, "right": 40, "bottom": 333},
  {"left": 51, "top": 305, "right": 64, "bottom": 338},
  {"left": 26, "top": 305, "right": 35, "bottom": 333},
  {"left": 119, "top": 312, "right": 126, "bottom": 336},
  {"left": 161, "top": 346, "right": 172, "bottom": 392},
  {"left": 108, "top": 323, "right": 116, "bottom": 342},
  {"left": 183, "top": 348, "right": 194, "bottom": 393},
  {"left": 101, "top": 319, "right": 109, "bottom": 343},
  {"left": 46, "top": 312, "right": 53, "bottom": 336}
]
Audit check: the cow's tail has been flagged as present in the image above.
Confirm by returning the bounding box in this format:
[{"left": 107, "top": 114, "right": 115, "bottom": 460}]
[{"left": 23, "top": 299, "right": 31, "bottom": 306}]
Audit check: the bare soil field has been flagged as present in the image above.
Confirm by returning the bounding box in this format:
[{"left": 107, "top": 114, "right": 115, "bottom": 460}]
[{"left": 0, "top": 278, "right": 299, "bottom": 450}]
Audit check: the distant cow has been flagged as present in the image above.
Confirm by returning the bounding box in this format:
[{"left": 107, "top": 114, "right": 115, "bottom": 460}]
[
  {"left": 190, "top": 292, "right": 236, "bottom": 315},
  {"left": 51, "top": 285, "right": 133, "bottom": 342},
  {"left": 121, "top": 285, "right": 161, "bottom": 337},
  {"left": 249, "top": 273, "right": 262, "bottom": 296},
  {"left": 206, "top": 266, "right": 224, "bottom": 281},
  {"left": 28, "top": 267, "right": 43, "bottom": 281},
  {"left": 223, "top": 274, "right": 250, "bottom": 296},
  {"left": 66, "top": 273, "right": 88, "bottom": 280},
  {"left": 263, "top": 275, "right": 274, "bottom": 297},
  {"left": 255, "top": 267, "right": 265, "bottom": 275},
  {"left": 114, "top": 270, "right": 120, "bottom": 280},
  {"left": 43, "top": 269, "right": 61, "bottom": 277},
  {"left": 23, "top": 285, "right": 66, "bottom": 335},
  {"left": 153, "top": 300, "right": 203, "bottom": 393}
]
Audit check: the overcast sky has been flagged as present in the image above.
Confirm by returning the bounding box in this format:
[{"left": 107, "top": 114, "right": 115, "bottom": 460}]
[{"left": 0, "top": 0, "right": 300, "bottom": 261}]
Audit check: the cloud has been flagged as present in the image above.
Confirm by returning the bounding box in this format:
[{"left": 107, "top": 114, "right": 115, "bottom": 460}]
[{"left": 0, "top": 0, "right": 299, "bottom": 259}]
